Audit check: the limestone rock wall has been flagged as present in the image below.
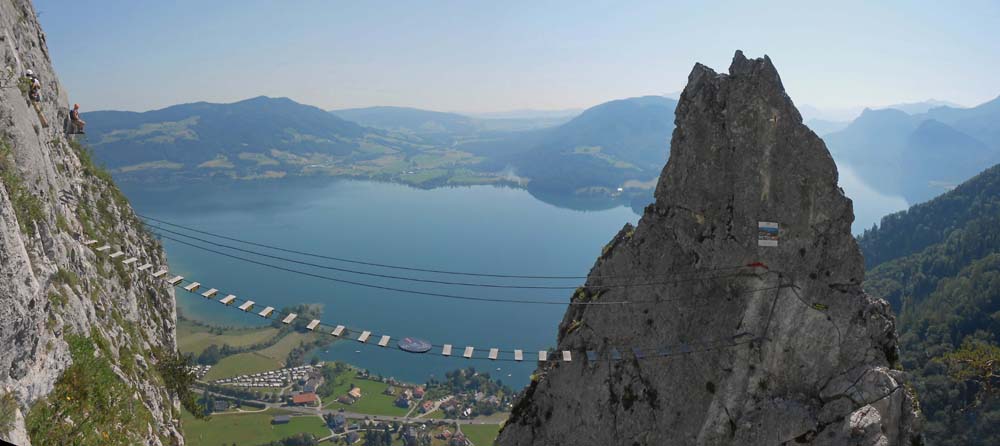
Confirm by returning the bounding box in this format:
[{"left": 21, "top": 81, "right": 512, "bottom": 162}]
[
  {"left": 497, "top": 51, "right": 921, "bottom": 446},
  {"left": 0, "top": 1, "right": 182, "bottom": 444}
]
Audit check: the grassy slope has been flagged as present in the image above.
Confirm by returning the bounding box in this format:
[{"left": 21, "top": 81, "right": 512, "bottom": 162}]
[
  {"left": 322, "top": 376, "right": 410, "bottom": 417},
  {"left": 181, "top": 409, "right": 330, "bottom": 446},
  {"left": 462, "top": 424, "right": 501, "bottom": 446},
  {"left": 202, "top": 331, "right": 318, "bottom": 381},
  {"left": 177, "top": 319, "right": 280, "bottom": 356}
]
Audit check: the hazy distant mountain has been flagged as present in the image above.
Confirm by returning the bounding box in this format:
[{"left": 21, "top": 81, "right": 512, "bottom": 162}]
[
  {"left": 824, "top": 96, "right": 1000, "bottom": 204},
  {"left": 86, "top": 96, "right": 370, "bottom": 169},
  {"left": 82, "top": 95, "right": 675, "bottom": 197},
  {"left": 83, "top": 96, "right": 440, "bottom": 181},
  {"left": 881, "top": 99, "right": 962, "bottom": 115},
  {"left": 503, "top": 96, "right": 677, "bottom": 194},
  {"left": 331, "top": 106, "right": 479, "bottom": 135},
  {"left": 797, "top": 103, "right": 863, "bottom": 122},
  {"left": 465, "top": 108, "right": 582, "bottom": 120},
  {"left": 332, "top": 106, "right": 576, "bottom": 137},
  {"left": 805, "top": 118, "right": 849, "bottom": 136}
]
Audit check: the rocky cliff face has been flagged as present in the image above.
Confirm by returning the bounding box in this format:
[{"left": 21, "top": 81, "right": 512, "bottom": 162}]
[
  {"left": 497, "top": 52, "right": 921, "bottom": 446},
  {"left": 0, "top": 1, "right": 182, "bottom": 444}
]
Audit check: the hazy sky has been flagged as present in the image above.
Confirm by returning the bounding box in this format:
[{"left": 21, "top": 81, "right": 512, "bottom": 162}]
[{"left": 36, "top": 0, "right": 1000, "bottom": 114}]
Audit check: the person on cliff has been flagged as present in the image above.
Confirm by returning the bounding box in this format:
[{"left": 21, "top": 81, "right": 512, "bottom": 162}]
[
  {"left": 69, "top": 103, "right": 86, "bottom": 134},
  {"left": 29, "top": 77, "right": 41, "bottom": 102},
  {"left": 25, "top": 69, "right": 41, "bottom": 102}
]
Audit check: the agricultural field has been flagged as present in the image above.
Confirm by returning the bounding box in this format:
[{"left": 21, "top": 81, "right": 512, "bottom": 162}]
[
  {"left": 461, "top": 424, "right": 502, "bottom": 446},
  {"left": 202, "top": 331, "right": 321, "bottom": 381},
  {"left": 181, "top": 409, "right": 330, "bottom": 446},
  {"left": 177, "top": 319, "right": 279, "bottom": 356}
]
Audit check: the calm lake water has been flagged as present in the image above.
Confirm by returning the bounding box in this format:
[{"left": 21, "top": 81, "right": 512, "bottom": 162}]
[
  {"left": 121, "top": 178, "right": 638, "bottom": 388},
  {"left": 120, "top": 166, "right": 903, "bottom": 389}
]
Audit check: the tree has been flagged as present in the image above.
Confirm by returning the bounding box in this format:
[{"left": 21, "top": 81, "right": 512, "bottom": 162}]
[
  {"left": 940, "top": 340, "right": 1000, "bottom": 408},
  {"left": 155, "top": 348, "right": 206, "bottom": 419},
  {"left": 198, "top": 344, "right": 222, "bottom": 365}
]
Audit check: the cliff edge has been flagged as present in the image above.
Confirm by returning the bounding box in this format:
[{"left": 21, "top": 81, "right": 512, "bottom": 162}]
[
  {"left": 1, "top": 1, "right": 182, "bottom": 444},
  {"left": 497, "top": 51, "right": 921, "bottom": 446}
]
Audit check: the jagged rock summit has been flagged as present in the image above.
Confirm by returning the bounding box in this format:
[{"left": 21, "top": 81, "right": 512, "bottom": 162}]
[{"left": 497, "top": 51, "right": 921, "bottom": 446}]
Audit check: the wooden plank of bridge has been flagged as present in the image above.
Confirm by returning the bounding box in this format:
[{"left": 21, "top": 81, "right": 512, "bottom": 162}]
[
  {"left": 514, "top": 350, "right": 523, "bottom": 361},
  {"left": 152, "top": 269, "right": 168, "bottom": 278},
  {"left": 219, "top": 295, "right": 236, "bottom": 305},
  {"left": 358, "top": 331, "right": 371, "bottom": 343},
  {"left": 167, "top": 276, "right": 184, "bottom": 286},
  {"left": 306, "top": 319, "right": 321, "bottom": 331},
  {"left": 138, "top": 263, "right": 153, "bottom": 272},
  {"left": 281, "top": 313, "right": 297, "bottom": 324},
  {"left": 238, "top": 301, "right": 255, "bottom": 312},
  {"left": 442, "top": 344, "right": 452, "bottom": 356},
  {"left": 109, "top": 251, "right": 124, "bottom": 259},
  {"left": 463, "top": 346, "right": 474, "bottom": 359},
  {"left": 201, "top": 288, "right": 218, "bottom": 299},
  {"left": 183, "top": 282, "right": 201, "bottom": 292},
  {"left": 332, "top": 325, "right": 345, "bottom": 337},
  {"left": 122, "top": 257, "right": 138, "bottom": 265},
  {"left": 488, "top": 348, "right": 499, "bottom": 360},
  {"left": 96, "top": 245, "right": 111, "bottom": 252},
  {"left": 562, "top": 351, "right": 572, "bottom": 362},
  {"left": 259, "top": 306, "right": 275, "bottom": 318},
  {"left": 378, "top": 335, "right": 390, "bottom": 347}
]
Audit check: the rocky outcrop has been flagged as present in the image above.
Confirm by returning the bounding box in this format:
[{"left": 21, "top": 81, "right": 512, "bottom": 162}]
[
  {"left": 497, "top": 51, "right": 921, "bottom": 446},
  {"left": 1, "top": 1, "right": 181, "bottom": 444}
]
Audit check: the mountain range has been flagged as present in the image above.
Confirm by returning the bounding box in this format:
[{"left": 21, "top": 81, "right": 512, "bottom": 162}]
[
  {"left": 83, "top": 95, "right": 676, "bottom": 207},
  {"left": 824, "top": 96, "right": 1000, "bottom": 204},
  {"left": 85, "top": 92, "right": 1000, "bottom": 213}
]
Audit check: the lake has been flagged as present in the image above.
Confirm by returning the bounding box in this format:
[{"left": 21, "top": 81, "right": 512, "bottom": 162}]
[
  {"left": 121, "top": 178, "right": 639, "bottom": 388},
  {"left": 120, "top": 166, "right": 903, "bottom": 389}
]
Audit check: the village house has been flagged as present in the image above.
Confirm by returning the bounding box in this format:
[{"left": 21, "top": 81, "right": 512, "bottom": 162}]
[
  {"left": 420, "top": 400, "right": 435, "bottom": 413},
  {"left": 412, "top": 386, "right": 425, "bottom": 399},
  {"left": 272, "top": 415, "right": 290, "bottom": 425},
  {"left": 291, "top": 392, "right": 319, "bottom": 407},
  {"left": 449, "top": 433, "right": 470, "bottom": 446},
  {"left": 395, "top": 394, "right": 410, "bottom": 408},
  {"left": 345, "top": 431, "right": 360, "bottom": 444}
]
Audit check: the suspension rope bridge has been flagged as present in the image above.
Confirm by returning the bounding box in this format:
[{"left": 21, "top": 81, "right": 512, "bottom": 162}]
[
  {"left": 137, "top": 214, "right": 757, "bottom": 280},
  {"left": 146, "top": 223, "right": 754, "bottom": 291},
  {"left": 79, "top": 229, "right": 786, "bottom": 363}
]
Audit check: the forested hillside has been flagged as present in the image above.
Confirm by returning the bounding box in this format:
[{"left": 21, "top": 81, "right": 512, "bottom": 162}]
[{"left": 860, "top": 164, "right": 1000, "bottom": 445}]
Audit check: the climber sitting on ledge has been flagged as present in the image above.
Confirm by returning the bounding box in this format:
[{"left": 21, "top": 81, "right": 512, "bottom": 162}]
[{"left": 69, "top": 103, "right": 86, "bottom": 134}]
